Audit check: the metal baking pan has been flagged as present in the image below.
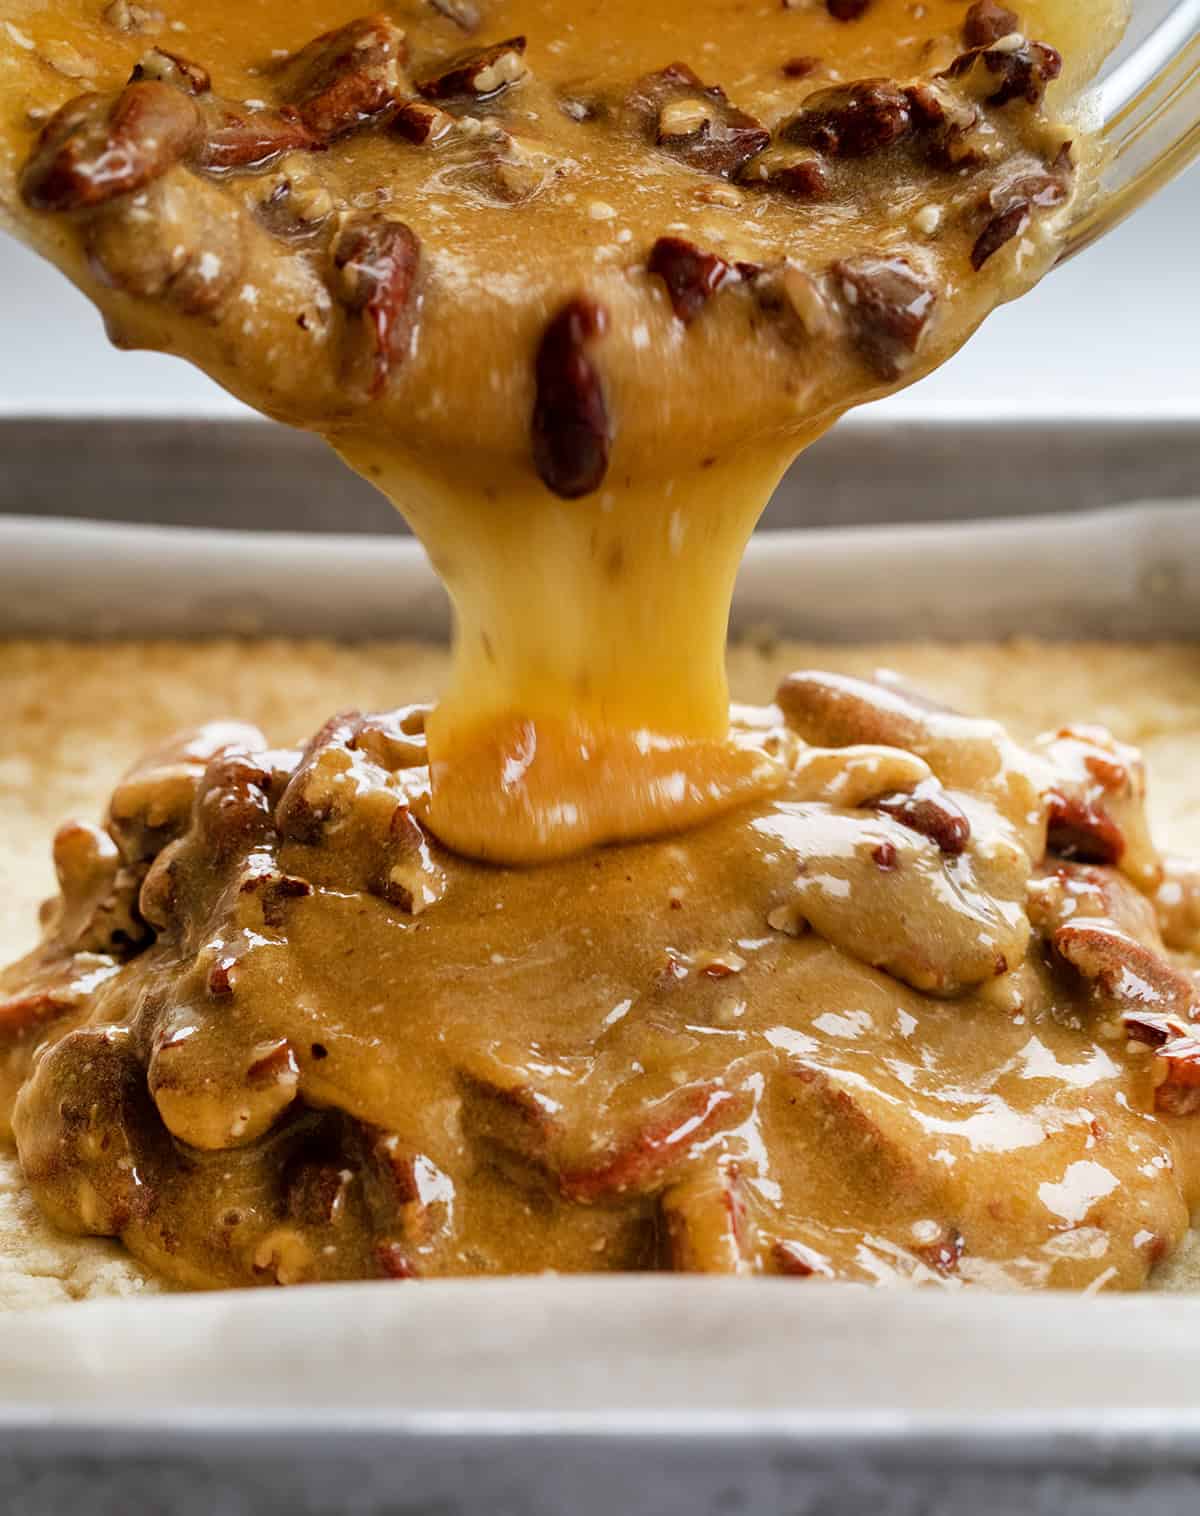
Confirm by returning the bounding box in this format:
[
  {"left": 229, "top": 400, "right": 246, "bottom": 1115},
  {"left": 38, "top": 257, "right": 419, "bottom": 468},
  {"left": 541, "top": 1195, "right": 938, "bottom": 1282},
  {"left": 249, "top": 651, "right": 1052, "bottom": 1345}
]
[{"left": 2, "top": 428, "right": 1200, "bottom": 1515}]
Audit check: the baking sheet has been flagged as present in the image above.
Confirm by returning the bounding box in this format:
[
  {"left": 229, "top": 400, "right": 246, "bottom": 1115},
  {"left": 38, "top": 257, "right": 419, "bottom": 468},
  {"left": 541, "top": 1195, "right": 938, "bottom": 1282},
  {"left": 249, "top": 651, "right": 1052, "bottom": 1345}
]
[{"left": 3, "top": 503, "right": 1200, "bottom": 1513}]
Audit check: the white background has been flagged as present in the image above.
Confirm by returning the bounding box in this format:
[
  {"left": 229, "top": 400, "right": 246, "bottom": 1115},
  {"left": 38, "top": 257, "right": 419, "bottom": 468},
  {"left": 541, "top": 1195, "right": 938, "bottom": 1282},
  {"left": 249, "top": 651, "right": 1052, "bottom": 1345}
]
[{"left": 0, "top": 167, "right": 1196, "bottom": 423}]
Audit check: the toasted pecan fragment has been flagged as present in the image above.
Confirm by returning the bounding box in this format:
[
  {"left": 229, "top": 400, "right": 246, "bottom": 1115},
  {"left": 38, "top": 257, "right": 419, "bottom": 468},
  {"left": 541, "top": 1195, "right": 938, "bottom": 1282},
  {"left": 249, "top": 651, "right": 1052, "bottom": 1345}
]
[
  {"left": 739, "top": 146, "right": 829, "bottom": 199},
  {"left": 1045, "top": 790, "right": 1126, "bottom": 868},
  {"left": 331, "top": 214, "right": 423, "bottom": 397},
  {"left": 870, "top": 780, "right": 971, "bottom": 856},
  {"left": 531, "top": 296, "right": 611, "bottom": 499},
  {"left": 827, "top": 0, "right": 872, "bottom": 17},
  {"left": 662, "top": 1162, "right": 752, "bottom": 1273},
  {"left": 647, "top": 236, "right": 738, "bottom": 325},
  {"left": 778, "top": 670, "right": 927, "bottom": 750},
  {"left": 392, "top": 98, "right": 456, "bottom": 145},
  {"left": 130, "top": 48, "right": 211, "bottom": 95},
  {"left": 971, "top": 201, "right": 1031, "bottom": 269},
  {"left": 86, "top": 170, "right": 245, "bottom": 316},
  {"left": 964, "top": 1, "right": 1022, "bottom": 47},
  {"left": 831, "top": 254, "right": 936, "bottom": 379},
  {"left": 1155, "top": 1039, "right": 1200, "bottom": 1117},
  {"left": 416, "top": 35, "right": 528, "bottom": 101},
  {"left": 941, "top": 39, "right": 1062, "bottom": 108},
  {"left": 1054, "top": 922, "right": 1200, "bottom": 1034},
  {"left": 429, "top": 0, "right": 481, "bottom": 29},
  {"left": 198, "top": 103, "right": 320, "bottom": 173},
  {"left": 782, "top": 80, "right": 912, "bottom": 158},
  {"left": 560, "top": 1083, "right": 743, "bottom": 1203},
  {"left": 20, "top": 82, "right": 202, "bottom": 212},
  {"left": 281, "top": 13, "right": 409, "bottom": 140},
  {"left": 103, "top": 0, "right": 164, "bottom": 35},
  {"left": 629, "top": 64, "right": 769, "bottom": 180}
]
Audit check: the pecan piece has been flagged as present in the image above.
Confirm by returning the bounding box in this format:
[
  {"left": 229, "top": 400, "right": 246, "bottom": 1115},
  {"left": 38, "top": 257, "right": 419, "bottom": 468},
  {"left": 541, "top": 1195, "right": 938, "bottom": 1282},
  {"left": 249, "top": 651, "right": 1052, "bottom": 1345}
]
[
  {"left": 971, "top": 200, "right": 1031, "bottom": 269},
  {"left": 832, "top": 254, "right": 936, "bottom": 380},
  {"left": 647, "top": 236, "right": 738, "bottom": 325},
  {"left": 197, "top": 103, "right": 319, "bottom": 172},
  {"left": 1045, "top": 791, "right": 1125, "bottom": 868},
  {"left": 415, "top": 36, "right": 528, "bottom": 101},
  {"left": 940, "top": 40, "right": 1062, "bottom": 108},
  {"left": 531, "top": 296, "right": 611, "bottom": 499},
  {"left": 130, "top": 48, "right": 210, "bottom": 95},
  {"left": 782, "top": 80, "right": 912, "bottom": 158},
  {"left": 629, "top": 64, "right": 769, "bottom": 180},
  {"left": 827, "top": 0, "right": 872, "bottom": 17},
  {"left": 870, "top": 779, "right": 971, "bottom": 856},
  {"left": 740, "top": 146, "right": 829, "bottom": 199},
  {"left": 20, "top": 81, "right": 202, "bottom": 212},
  {"left": 1155, "top": 1037, "right": 1200, "bottom": 1117},
  {"left": 560, "top": 1083, "right": 743, "bottom": 1202},
  {"left": 1054, "top": 921, "right": 1200, "bottom": 1028},
  {"left": 392, "top": 98, "right": 456, "bottom": 145},
  {"left": 331, "top": 214, "right": 423, "bottom": 397},
  {"left": 429, "top": 0, "right": 481, "bottom": 29},
  {"left": 281, "top": 14, "right": 409, "bottom": 140},
  {"left": 963, "top": 1, "right": 1021, "bottom": 47},
  {"left": 662, "top": 1162, "right": 752, "bottom": 1274}
]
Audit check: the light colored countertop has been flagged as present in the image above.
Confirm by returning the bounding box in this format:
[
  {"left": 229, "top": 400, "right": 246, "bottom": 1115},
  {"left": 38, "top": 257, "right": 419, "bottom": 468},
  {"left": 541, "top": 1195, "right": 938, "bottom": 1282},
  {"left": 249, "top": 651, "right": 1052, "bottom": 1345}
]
[{"left": 0, "top": 168, "right": 1196, "bottom": 425}]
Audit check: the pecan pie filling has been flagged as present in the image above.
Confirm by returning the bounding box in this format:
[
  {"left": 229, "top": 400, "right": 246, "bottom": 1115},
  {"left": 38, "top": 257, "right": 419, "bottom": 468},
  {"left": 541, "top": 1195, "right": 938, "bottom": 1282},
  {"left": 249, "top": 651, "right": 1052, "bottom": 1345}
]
[{"left": 7, "top": 1, "right": 1195, "bottom": 1294}]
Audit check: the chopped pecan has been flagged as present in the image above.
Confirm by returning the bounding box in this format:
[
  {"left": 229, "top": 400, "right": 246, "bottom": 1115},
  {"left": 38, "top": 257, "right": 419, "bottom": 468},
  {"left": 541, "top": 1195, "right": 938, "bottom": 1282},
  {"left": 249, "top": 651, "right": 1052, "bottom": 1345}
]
[
  {"left": 87, "top": 169, "right": 245, "bottom": 315},
  {"left": 971, "top": 200, "right": 1031, "bottom": 269},
  {"left": 1054, "top": 921, "right": 1200, "bottom": 1034},
  {"left": 629, "top": 63, "right": 769, "bottom": 180},
  {"left": 103, "top": 0, "right": 164, "bottom": 35},
  {"left": 130, "top": 48, "right": 211, "bottom": 95},
  {"left": 331, "top": 214, "right": 423, "bottom": 397},
  {"left": 832, "top": 254, "right": 936, "bottom": 380},
  {"left": 647, "top": 236, "right": 738, "bottom": 325},
  {"left": 963, "top": 1, "right": 1021, "bottom": 47},
  {"left": 912, "top": 1225, "right": 965, "bottom": 1276},
  {"left": 870, "top": 780, "right": 971, "bottom": 857},
  {"left": 751, "top": 262, "right": 836, "bottom": 345},
  {"left": 560, "top": 1083, "right": 743, "bottom": 1203},
  {"left": 281, "top": 14, "right": 409, "bottom": 140},
  {"left": 415, "top": 36, "right": 528, "bottom": 101},
  {"left": 772, "top": 1237, "right": 835, "bottom": 1278},
  {"left": 941, "top": 39, "right": 1062, "bottom": 108},
  {"left": 286, "top": 1155, "right": 354, "bottom": 1226},
  {"left": 739, "top": 147, "right": 829, "bottom": 199},
  {"left": 1155, "top": 1037, "right": 1200, "bottom": 1117},
  {"left": 662, "top": 1162, "right": 751, "bottom": 1273},
  {"left": 0, "top": 989, "right": 78, "bottom": 1036},
  {"left": 1045, "top": 791, "right": 1125, "bottom": 868},
  {"left": 782, "top": 80, "right": 912, "bottom": 159},
  {"left": 429, "top": 0, "right": 481, "bottom": 29},
  {"left": 197, "top": 103, "right": 319, "bottom": 173},
  {"left": 20, "top": 82, "right": 202, "bottom": 212},
  {"left": 196, "top": 751, "right": 275, "bottom": 859},
  {"left": 827, "top": 0, "right": 872, "bottom": 17},
  {"left": 782, "top": 57, "right": 821, "bottom": 80},
  {"left": 392, "top": 98, "right": 456, "bottom": 145},
  {"left": 531, "top": 296, "right": 611, "bottom": 499}
]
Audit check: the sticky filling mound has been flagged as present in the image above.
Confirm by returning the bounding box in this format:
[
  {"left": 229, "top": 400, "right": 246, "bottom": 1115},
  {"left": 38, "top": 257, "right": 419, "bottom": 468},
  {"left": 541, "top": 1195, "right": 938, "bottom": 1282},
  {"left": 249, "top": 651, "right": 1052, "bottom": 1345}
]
[{"left": 4, "top": 670, "right": 1200, "bottom": 1290}]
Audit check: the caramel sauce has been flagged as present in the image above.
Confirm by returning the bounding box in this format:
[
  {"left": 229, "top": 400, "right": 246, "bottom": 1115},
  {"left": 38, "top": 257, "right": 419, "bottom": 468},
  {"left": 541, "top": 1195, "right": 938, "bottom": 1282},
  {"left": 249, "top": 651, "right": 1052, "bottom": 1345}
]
[{"left": 7, "top": 2, "right": 1196, "bottom": 1298}]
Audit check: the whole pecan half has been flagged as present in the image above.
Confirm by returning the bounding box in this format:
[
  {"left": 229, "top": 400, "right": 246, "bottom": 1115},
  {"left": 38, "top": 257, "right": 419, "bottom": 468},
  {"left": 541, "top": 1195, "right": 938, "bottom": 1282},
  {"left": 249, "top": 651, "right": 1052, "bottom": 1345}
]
[{"left": 531, "top": 296, "right": 611, "bottom": 499}]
